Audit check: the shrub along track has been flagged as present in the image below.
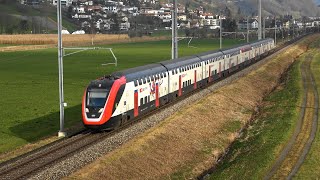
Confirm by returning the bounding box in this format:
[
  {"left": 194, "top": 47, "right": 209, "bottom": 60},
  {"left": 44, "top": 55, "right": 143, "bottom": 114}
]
[{"left": 264, "top": 53, "right": 319, "bottom": 179}]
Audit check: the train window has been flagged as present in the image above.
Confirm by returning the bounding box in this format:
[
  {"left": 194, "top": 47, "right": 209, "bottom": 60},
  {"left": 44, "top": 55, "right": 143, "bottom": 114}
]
[
  {"left": 147, "top": 77, "right": 151, "bottom": 83},
  {"left": 164, "top": 73, "right": 167, "bottom": 77},
  {"left": 144, "top": 96, "right": 148, "bottom": 103},
  {"left": 140, "top": 98, "right": 143, "bottom": 105},
  {"left": 151, "top": 76, "right": 155, "bottom": 81},
  {"left": 161, "top": 73, "right": 163, "bottom": 78},
  {"left": 143, "top": 78, "right": 147, "bottom": 84},
  {"left": 148, "top": 96, "right": 150, "bottom": 102}
]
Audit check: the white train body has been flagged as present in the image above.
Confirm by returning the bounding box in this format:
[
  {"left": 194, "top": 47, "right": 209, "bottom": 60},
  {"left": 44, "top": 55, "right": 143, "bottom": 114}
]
[{"left": 82, "top": 38, "right": 275, "bottom": 129}]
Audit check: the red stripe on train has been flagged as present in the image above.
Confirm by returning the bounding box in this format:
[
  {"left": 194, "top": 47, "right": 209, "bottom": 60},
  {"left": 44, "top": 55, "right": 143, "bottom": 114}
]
[
  {"left": 179, "top": 75, "right": 182, "bottom": 96},
  {"left": 194, "top": 70, "right": 197, "bottom": 89},
  {"left": 134, "top": 89, "right": 138, "bottom": 117},
  {"left": 155, "top": 83, "right": 159, "bottom": 107}
]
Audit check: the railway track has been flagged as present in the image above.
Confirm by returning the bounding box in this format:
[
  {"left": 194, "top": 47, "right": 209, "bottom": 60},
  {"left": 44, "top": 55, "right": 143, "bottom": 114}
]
[
  {"left": 264, "top": 52, "right": 319, "bottom": 179},
  {"left": 0, "top": 36, "right": 309, "bottom": 180},
  {"left": 0, "top": 83, "right": 217, "bottom": 179}
]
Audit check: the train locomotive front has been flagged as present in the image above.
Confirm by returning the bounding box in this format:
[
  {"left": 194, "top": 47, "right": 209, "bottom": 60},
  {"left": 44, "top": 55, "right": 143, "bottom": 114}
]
[{"left": 82, "top": 75, "right": 126, "bottom": 130}]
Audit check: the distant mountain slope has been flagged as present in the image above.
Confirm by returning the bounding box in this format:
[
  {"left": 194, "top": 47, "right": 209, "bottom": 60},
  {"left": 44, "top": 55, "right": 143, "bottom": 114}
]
[
  {"left": 0, "top": 2, "right": 77, "bottom": 33},
  {"left": 184, "top": 0, "right": 320, "bottom": 17}
]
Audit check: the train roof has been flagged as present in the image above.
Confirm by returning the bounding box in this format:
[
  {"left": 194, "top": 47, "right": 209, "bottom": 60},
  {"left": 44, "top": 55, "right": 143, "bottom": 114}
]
[
  {"left": 196, "top": 49, "right": 224, "bottom": 61},
  {"left": 160, "top": 55, "right": 201, "bottom": 70},
  {"left": 250, "top": 38, "right": 273, "bottom": 47},
  {"left": 112, "top": 63, "right": 167, "bottom": 81},
  {"left": 112, "top": 38, "right": 275, "bottom": 82}
]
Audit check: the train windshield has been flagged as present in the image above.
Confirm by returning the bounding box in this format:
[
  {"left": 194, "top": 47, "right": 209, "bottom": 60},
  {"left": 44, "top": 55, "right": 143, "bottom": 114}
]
[{"left": 87, "top": 90, "right": 110, "bottom": 108}]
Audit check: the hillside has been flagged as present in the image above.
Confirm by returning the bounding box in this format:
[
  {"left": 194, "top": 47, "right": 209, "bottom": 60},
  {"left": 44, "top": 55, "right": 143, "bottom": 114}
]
[
  {"left": 0, "top": 2, "right": 77, "bottom": 34},
  {"left": 187, "top": 0, "right": 320, "bottom": 18}
]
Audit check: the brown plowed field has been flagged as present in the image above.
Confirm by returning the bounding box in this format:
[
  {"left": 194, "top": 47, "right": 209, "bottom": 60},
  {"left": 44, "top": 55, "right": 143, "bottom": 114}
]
[
  {"left": 67, "top": 35, "right": 316, "bottom": 180},
  {"left": 0, "top": 34, "right": 168, "bottom": 52}
]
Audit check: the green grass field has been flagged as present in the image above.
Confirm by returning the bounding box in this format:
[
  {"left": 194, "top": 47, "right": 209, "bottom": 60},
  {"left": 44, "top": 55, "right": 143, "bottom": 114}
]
[
  {"left": 0, "top": 38, "right": 245, "bottom": 154},
  {"left": 208, "top": 59, "right": 303, "bottom": 179}
]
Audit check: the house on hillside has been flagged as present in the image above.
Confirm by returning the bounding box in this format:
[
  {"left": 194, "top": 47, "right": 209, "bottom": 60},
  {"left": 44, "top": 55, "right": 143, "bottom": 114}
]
[
  {"left": 20, "top": 0, "right": 40, "bottom": 5},
  {"left": 238, "top": 19, "right": 258, "bottom": 30},
  {"left": 52, "top": 0, "right": 73, "bottom": 7}
]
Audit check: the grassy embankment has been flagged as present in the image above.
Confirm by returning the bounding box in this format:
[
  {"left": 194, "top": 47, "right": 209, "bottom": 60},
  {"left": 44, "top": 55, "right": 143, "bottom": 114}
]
[
  {"left": 209, "top": 38, "right": 320, "bottom": 179},
  {"left": 0, "top": 38, "right": 244, "bottom": 158},
  {"left": 67, "top": 34, "right": 314, "bottom": 180}
]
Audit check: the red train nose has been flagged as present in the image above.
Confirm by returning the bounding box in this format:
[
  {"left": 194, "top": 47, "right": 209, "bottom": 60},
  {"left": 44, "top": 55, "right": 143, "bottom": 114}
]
[{"left": 82, "top": 76, "right": 126, "bottom": 126}]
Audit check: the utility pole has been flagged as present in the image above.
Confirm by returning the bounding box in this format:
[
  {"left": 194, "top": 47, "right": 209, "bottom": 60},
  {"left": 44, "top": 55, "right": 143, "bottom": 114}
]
[
  {"left": 247, "top": 16, "right": 249, "bottom": 43},
  {"left": 258, "top": 0, "right": 262, "bottom": 40},
  {"left": 263, "top": 17, "right": 265, "bottom": 39},
  {"left": 57, "top": 0, "right": 66, "bottom": 138},
  {"left": 171, "top": 0, "right": 178, "bottom": 59},
  {"left": 220, "top": 17, "right": 222, "bottom": 49},
  {"left": 274, "top": 17, "right": 277, "bottom": 46}
]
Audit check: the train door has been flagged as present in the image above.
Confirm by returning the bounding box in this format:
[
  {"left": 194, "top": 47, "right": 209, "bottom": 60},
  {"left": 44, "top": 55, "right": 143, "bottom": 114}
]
[
  {"left": 201, "top": 62, "right": 204, "bottom": 81},
  {"left": 120, "top": 89, "right": 130, "bottom": 123},
  {"left": 219, "top": 61, "right": 222, "bottom": 77},
  {"left": 229, "top": 59, "right": 231, "bottom": 73},
  {"left": 237, "top": 56, "right": 239, "bottom": 69}
]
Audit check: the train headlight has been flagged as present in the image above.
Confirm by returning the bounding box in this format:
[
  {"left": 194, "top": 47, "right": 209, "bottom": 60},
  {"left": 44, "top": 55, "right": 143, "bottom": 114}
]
[
  {"left": 85, "top": 108, "right": 89, "bottom": 113},
  {"left": 98, "top": 108, "right": 103, "bottom": 113}
]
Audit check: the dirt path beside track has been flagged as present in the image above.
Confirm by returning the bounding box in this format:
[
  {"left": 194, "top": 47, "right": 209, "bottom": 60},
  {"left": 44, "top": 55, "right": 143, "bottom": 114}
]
[{"left": 264, "top": 52, "right": 319, "bottom": 179}]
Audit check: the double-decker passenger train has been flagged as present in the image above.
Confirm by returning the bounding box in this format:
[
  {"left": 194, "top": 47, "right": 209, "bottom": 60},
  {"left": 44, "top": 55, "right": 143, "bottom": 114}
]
[{"left": 82, "top": 38, "right": 275, "bottom": 129}]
